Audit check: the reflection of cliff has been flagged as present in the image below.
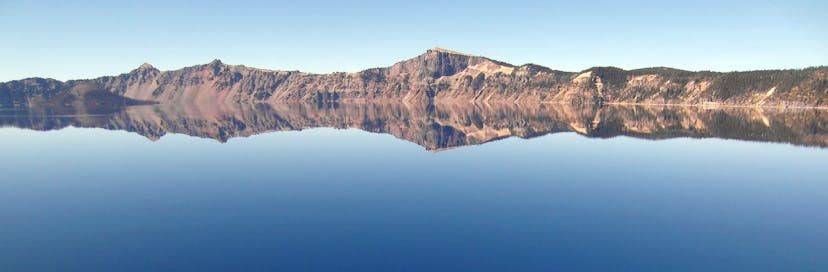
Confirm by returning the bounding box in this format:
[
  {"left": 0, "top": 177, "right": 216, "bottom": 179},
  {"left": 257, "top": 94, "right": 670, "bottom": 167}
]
[{"left": 2, "top": 102, "right": 826, "bottom": 150}]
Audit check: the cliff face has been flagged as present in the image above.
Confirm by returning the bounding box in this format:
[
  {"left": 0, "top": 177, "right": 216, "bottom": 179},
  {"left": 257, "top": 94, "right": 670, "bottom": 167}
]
[{"left": 2, "top": 48, "right": 827, "bottom": 107}]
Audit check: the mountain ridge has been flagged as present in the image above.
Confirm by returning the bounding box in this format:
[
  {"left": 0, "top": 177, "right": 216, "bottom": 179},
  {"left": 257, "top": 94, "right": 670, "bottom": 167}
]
[{"left": 2, "top": 48, "right": 826, "bottom": 108}]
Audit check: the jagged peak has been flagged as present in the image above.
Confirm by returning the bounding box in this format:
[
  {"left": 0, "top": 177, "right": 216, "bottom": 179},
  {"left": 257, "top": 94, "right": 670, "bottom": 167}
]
[
  {"left": 198, "top": 59, "right": 231, "bottom": 73},
  {"left": 130, "top": 62, "right": 158, "bottom": 75},
  {"left": 138, "top": 62, "right": 155, "bottom": 70}
]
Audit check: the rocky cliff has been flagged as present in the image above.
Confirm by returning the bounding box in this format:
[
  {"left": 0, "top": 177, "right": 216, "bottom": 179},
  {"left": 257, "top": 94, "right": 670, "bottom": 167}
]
[{"left": 2, "top": 48, "right": 826, "bottom": 107}]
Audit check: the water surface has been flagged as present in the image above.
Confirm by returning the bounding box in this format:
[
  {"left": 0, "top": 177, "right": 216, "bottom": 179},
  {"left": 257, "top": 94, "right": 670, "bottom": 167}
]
[{"left": 0, "top": 103, "right": 826, "bottom": 271}]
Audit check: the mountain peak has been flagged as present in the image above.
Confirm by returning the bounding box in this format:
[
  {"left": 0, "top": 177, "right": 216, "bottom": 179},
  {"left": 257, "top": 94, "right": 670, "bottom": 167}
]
[
  {"left": 131, "top": 63, "right": 158, "bottom": 75},
  {"left": 427, "top": 47, "right": 473, "bottom": 56},
  {"left": 208, "top": 59, "right": 223, "bottom": 66},
  {"left": 137, "top": 62, "right": 155, "bottom": 70}
]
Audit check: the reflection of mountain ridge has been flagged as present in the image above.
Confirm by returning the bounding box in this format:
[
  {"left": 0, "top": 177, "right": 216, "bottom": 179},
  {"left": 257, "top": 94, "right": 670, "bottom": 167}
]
[{"left": 1, "top": 102, "right": 826, "bottom": 150}]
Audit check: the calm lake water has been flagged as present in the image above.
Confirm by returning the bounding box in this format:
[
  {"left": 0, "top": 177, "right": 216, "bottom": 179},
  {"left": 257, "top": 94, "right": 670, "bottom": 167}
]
[{"left": 1, "top": 103, "right": 827, "bottom": 271}]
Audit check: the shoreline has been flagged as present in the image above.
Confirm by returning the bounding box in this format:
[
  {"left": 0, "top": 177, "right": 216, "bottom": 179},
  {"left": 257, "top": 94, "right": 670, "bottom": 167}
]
[{"left": 540, "top": 101, "right": 828, "bottom": 110}]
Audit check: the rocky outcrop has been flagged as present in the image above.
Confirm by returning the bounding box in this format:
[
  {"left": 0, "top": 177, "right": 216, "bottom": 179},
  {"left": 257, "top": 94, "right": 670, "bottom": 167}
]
[{"left": 2, "top": 48, "right": 826, "bottom": 107}]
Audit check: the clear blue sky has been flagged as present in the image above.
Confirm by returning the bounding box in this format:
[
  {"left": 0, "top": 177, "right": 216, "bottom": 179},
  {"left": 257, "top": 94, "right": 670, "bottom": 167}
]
[{"left": 1, "top": 0, "right": 825, "bottom": 81}]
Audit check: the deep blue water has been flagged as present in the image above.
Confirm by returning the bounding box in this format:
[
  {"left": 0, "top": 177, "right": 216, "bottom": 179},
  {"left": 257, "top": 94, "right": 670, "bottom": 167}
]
[{"left": 1, "top": 127, "right": 826, "bottom": 271}]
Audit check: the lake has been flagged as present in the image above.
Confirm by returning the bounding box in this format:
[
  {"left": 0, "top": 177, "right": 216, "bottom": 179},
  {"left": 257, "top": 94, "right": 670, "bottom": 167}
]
[{"left": 1, "top": 103, "right": 826, "bottom": 271}]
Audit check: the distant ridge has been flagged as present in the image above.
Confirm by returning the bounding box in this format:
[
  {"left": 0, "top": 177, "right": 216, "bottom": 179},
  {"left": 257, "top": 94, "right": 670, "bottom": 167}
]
[{"left": 1, "top": 48, "right": 826, "bottom": 108}]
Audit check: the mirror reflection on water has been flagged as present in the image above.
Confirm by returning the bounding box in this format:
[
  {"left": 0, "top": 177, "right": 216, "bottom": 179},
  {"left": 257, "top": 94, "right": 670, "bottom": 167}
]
[
  {"left": 1, "top": 102, "right": 827, "bottom": 271},
  {"left": 2, "top": 102, "right": 827, "bottom": 150}
]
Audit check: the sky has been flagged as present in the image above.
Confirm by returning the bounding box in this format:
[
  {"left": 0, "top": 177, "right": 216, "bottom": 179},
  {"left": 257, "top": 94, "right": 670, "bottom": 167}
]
[{"left": 0, "top": 0, "right": 826, "bottom": 82}]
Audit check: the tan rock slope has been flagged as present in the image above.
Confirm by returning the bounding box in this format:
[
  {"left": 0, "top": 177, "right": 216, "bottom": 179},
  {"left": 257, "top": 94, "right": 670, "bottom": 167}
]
[{"left": 2, "top": 48, "right": 827, "bottom": 107}]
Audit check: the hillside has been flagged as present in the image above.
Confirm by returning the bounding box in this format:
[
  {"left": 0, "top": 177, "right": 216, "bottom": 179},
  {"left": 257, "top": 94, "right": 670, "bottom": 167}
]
[{"left": 1, "top": 48, "right": 826, "bottom": 107}]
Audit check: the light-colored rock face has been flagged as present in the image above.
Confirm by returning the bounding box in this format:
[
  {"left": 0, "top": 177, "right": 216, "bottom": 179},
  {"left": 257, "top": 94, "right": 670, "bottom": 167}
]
[
  {"left": 465, "top": 62, "right": 515, "bottom": 76},
  {"left": 572, "top": 71, "right": 593, "bottom": 84},
  {"left": 3, "top": 48, "right": 827, "bottom": 108}
]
